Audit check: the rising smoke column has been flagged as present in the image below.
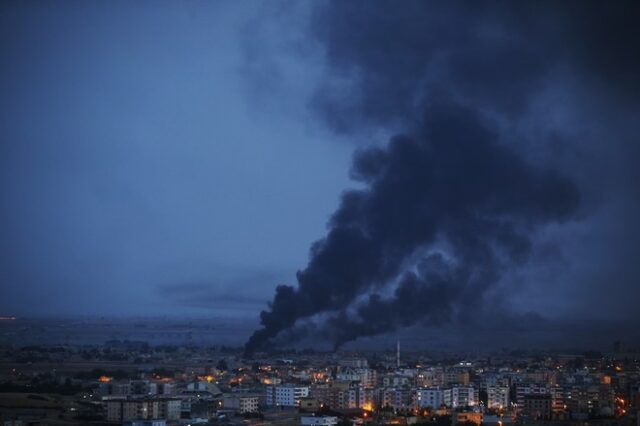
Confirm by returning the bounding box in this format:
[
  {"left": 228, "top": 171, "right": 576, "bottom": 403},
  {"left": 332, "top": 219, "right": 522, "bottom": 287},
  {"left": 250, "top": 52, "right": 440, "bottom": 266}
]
[
  {"left": 245, "top": 103, "right": 579, "bottom": 355},
  {"left": 243, "top": 0, "right": 640, "bottom": 354}
]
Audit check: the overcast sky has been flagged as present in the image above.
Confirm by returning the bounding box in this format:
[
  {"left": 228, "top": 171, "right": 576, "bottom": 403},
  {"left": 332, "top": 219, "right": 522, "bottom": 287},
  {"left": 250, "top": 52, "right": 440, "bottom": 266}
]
[
  {"left": 0, "top": 2, "right": 353, "bottom": 317},
  {"left": 1, "top": 1, "right": 639, "bottom": 349}
]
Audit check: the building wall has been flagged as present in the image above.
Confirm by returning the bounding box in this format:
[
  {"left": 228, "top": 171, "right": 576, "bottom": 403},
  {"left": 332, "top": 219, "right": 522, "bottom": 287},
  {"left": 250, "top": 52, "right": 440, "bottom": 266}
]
[
  {"left": 487, "top": 386, "right": 510, "bottom": 409},
  {"left": 266, "top": 385, "right": 309, "bottom": 406},
  {"left": 454, "top": 412, "right": 482, "bottom": 426},
  {"left": 521, "top": 395, "right": 552, "bottom": 419},
  {"left": 444, "top": 387, "right": 478, "bottom": 408},
  {"left": 416, "top": 388, "right": 444, "bottom": 408},
  {"left": 104, "top": 398, "right": 180, "bottom": 422},
  {"left": 301, "top": 416, "right": 338, "bottom": 426}
]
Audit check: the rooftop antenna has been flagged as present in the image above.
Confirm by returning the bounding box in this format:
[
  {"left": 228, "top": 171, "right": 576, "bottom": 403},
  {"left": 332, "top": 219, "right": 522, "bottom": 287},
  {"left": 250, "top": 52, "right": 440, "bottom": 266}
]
[{"left": 396, "top": 339, "right": 400, "bottom": 369}]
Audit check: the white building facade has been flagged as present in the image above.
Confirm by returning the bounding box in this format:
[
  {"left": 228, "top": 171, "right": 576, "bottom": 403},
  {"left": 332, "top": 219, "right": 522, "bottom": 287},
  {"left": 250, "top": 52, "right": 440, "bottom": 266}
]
[
  {"left": 443, "top": 386, "right": 478, "bottom": 408},
  {"left": 266, "top": 385, "right": 310, "bottom": 406},
  {"left": 416, "top": 388, "right": 444, "bottom": 408},
  {"left": 487, "top": 386, "right": 510, "bottom": 409}
]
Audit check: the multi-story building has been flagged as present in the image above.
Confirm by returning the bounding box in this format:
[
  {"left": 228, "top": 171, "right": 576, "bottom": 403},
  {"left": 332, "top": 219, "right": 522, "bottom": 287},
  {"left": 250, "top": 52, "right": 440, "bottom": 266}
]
[
  {"left": 310, "top": 381, "right": 366, "bottom": 409},
  {"left": 516, "top": 384, "right": 549, "bottom": 404},
  {"left": 382, "top": 374, "right": 410, "bottom": 387},
  {"left": 266, "top": 384, "right": 309, "bottom": 407},
  {"left": 445, "top": 371, "right": 470, "bottom": 386},
  {"left": 487, "top": 386, "right": 510, "bottom": 409},
  {"left": 100, "top": 381, "right": 133, "bottom": 396},
  {"left": 520, "top": 394, "right": 552, "bottom": 419},
  {"left": 223, "top": 394, "right": 260, "bottom": 413},
  {"left": 550, "top": 385, "right": 568, "bottom": 414},
  {"left": 444, "top": 386, "right": 478, "bottom": 408},
  {"left": 335, "top": 367, "right": 376, "bottom": 388},
  {"left": 416, "top": 368, "right": 445, "bottom": 388},
  {"left": 100, "top": 380, "right": 176, "bottom": 397},
  {"left": 104, "top": 397, "right": 181, "bottom": 423},
  {"left": 148, "top": 382, "right": 175, "bottom": 395},
  {"left": 336, "top": 367, "right": 360, "bottom": 382},
  {"left": 416, "top": 388, "right": 444, "bottom": 408},
  {"left": 361, "top": 369, "right": 377, "bottom": 388},
  {"left": 377, "top": 387, "right": 413, "bottom": 409}
]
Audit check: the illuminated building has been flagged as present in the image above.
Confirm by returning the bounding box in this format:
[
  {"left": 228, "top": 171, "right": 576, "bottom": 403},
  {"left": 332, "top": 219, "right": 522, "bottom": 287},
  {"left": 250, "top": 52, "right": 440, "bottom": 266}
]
[
  {"left": 310, "top": 381, "right": 368, "bottom": 409},
  {"left": 487, "top": 386, "right": 510, "bottom": 409},
  {"left": 454, "top": 412, "right": 483, "bottom": 426},
  {"left": 299, "top": 397, "right": 321, "bottom": 412},
  {"left": 444, "top": 386, "right": 479, "bottom": 408},
  {"left": 266, "top": 384, "right": 310, "bottom": 407},
  {"left": 378, "top": 387, "right": 413, "bottom": 409},
  {"left": 416, "top": 388, "right": 444, "bottom": 408},
  {"left": 515, "top": 384, "right": 549, "bottom": 404},
  {"left": 104, "top": 396, "right": 180, "bottom": 422}
]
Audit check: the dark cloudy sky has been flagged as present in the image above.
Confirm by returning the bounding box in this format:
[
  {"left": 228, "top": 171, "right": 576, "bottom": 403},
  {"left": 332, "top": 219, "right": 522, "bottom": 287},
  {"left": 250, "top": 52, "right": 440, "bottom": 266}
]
[
  {"left": 1, "top": 1, "right": 639, "bottom": 348},
  {"left": 1, "top": 2, "right": 353, "bottom": 317}
]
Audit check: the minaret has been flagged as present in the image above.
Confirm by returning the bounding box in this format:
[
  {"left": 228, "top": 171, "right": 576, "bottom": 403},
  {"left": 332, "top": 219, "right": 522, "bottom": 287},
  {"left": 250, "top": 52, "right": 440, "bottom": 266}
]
[{"left": 396, "top": 339, "right": 400, "bottom": 369}]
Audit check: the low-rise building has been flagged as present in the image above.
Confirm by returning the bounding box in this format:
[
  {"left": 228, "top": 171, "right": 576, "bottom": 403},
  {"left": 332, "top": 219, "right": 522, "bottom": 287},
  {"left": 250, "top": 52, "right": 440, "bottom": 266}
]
[
  {"left": 301, "top": 415, "right": 338, "bottom": 426},
  {"left": 453, "top": 412, "right": 482, "bottom": 426},
  {"left": 223, "top": 394, "right": 260, "bottom": 413}
]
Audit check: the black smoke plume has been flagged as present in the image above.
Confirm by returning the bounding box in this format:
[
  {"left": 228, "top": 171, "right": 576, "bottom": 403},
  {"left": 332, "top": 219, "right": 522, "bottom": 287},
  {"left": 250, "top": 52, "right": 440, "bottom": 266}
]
[
  {"left": 310, "top": 0, "right": 640, "bottom": 132},
  {"left": 245, "top": 103, "right": 579, "bottom": 355},
  {"left": 245, "top": 0, "right": 640, "bottom": 355}
]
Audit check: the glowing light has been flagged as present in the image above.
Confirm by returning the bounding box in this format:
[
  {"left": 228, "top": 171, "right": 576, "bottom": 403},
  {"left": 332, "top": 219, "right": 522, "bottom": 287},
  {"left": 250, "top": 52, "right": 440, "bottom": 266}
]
[{"left": 98, "top": 376, "right": 111, "bottom": 383}]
